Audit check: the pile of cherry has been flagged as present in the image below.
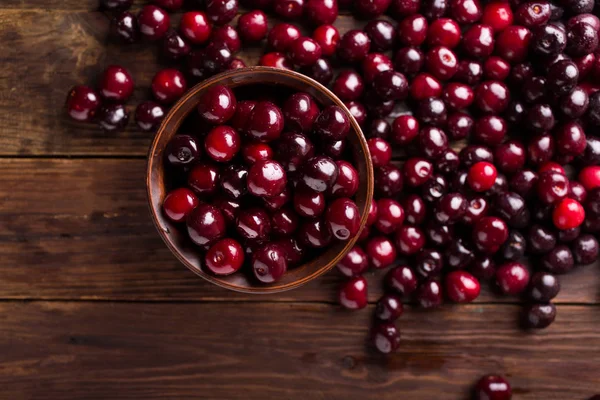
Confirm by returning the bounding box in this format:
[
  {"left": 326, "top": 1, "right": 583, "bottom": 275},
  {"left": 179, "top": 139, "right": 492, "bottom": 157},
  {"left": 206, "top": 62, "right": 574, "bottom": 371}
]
[
  {"left": 163, "top": 85, "right": 362, "bottom": 283},
  {"left": 65, "top": 0, "right": 600, "bottom": 360}
]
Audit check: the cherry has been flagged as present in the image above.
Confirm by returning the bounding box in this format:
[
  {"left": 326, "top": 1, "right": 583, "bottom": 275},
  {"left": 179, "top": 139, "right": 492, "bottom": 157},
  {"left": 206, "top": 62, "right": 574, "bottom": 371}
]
[
  {"left": 236, "top": 207, "right": 272, "bottom": 241},
  {"left": 445, "top": 271, "right": 480, "bottom": 303},
  {"left": 282, "top": 93, "right": 319, "bottom": 133},
  {"left": 361, "top": 53, "right": 394, "bottom": 82},
  {"left": 326, "top": 198, "right": 360, "bottom": 240},
  {"left": 391, "top": 115, "right": 419, "bottom": 144},
  {"left": 198, "top": 84, "right": 237, "bottom": 125},
  {"left": 337, "top": 246, "right": 369, "bottom": 277},
  {"left": 99, "top": 65, "right": 134, "bottom": 102},
  {"left": 427, "top": 18, "right": 461, "bottom": 48},
  {"left": 188, "top": 164, "right": 220, "bottom": 195},
  {"left": 472, "top": 216, "right": 508, "bottom": 254},
  {"left": 304, "top": 0, "right": 338, "bottom": 26},
  {"left": 421, "top": 0, "right": 448, "bottom": 20},
  {"left": 454, "top": 60, "right": 483, "bottom": 85},
  {"left": 288, "top": 37, "right": 322, "bottom": 66},
  {"left": 416, "top": 279, "right": 443, "bottom": 308},
  {"left": 206, "top": 0, "right": 238, "bottom": 24},
  {"left": 135, "top": 101, "right": 164, "bottom": 132},
  {"left": 484, "top": 56, "right": 511, "bottom": 81},
  {"left": 205, "top": 238, "right": 244, "bottom": 276},
  {"left": 426, "top": 222, "right": 454, "bottom": 247},
  {"left": 403, "top": 158, "right": 433, "bottom": 187},
  {"left": 212, "top": 25, "right": 242, "bottom": 53},
  {"left": 578, "top": 166, "right": 600, "bottom": 190},
  {"left": 496, "top": 261, "right": 530, "bottom": 295},
  {"left": 385, "top": 265, "right": 418, "bottom": 295},
  {"left": 138, "top": 5, "right": 171, "bottom": 41},
  {"left": 528, "top": 224, "right": 557, "bottom": 254},
  {"left": 96, "top": 104, "right": 130, "bottom": 132},
  {"left": 494, "top": 141, "right": 525, "bottom": 174},
  {"left": 572, "top": 234, "right": 599, "bottom": 264},
  {"left": 398, "top": 14, "right": 429, "bottom": 47},
  {"left": 187, "top": 203, "right": 226, "bottom": 247},
  {"left": 297, "top": 219, "right": 332, "bottom": 248},
  {"left": 474, "top": 80, "right": 509, "bottom": 114},
  {"left": 247, "top": 159, "right": 287, "bottom": 198},
  {"left": 301, "top": 155, "right": 339, "bottom": 192},
  {"left": 166, "top": 135, "right": 200, "bottom": 167},
  {"left": 354, "top": 0, "right": 392, "bottom": 17},
  {"left": 270, "top": 206, "right": 298, "bottom": 236},
  {"left": 252, "top": 243, "right": 287, "bottom": 283},
  {"left": 515, "top": 1, "right": 551, "bottom": 27},
  {"left": 366, "top": 236, "right": 397, "bottom": 268},
  {"left": 402, "top": 195, "right": 427, "bottom": 225},
  {"left": 111, "top": 11, "right": 140, "bottom": 44},
  {"left": 338, "top": 275, "right": 369, "bottom": 311},
  {"left": 553, "top": 198, "right": 585, "bottom": 230},
  {"left": 375, "top": 294, "right": 403, "bottom": 322},
  {"left": 219, "top": 164, "right": 248, "bottom": 199},
  {"left": 395, "top": 225, "right": 425, "bottom": 255},
  {"left": 468, "top": 162, "right": 497, "bottom": 192},
  {"left": 410, "top": 73, "right": 443, "bottom": 100},
  {"left": 481, "top": 2, "right": 513, "bottom": 32},
  {"left": 394, "top": 46, "right": 425, "bottom": 76},
  {"left": 389, "top": 0, "right": 420, "bottom": 17},
  {"left": 566, "top": 21, "right": 598, "bottom": 57},
  {"left": 434, "top": 192, "right": 467, "bottom": 224},
  {"left": 152, "top": 0, "right": 183, "bottom": 10},
  {"left": 163, "top": 188, "right": 199, "bottom": 223},
  {"left": 267, "top": 23, "right": 301, "bottom": 52},
  {"left": 375, "top": 198, "right": 405, "bottom": 234},
  {"left": 179, "top": 11, "right": 212, "bottom": 45},
  {"left": 371, "top": 322, "right": 401, "bottom": 354},
  {"left": 338, "top": 30, "right": 371, "bottom": 63},
  {"left": 529, "top": 272, "right": 560, "bottom": 302},
  {"left": 260, "top": 52, "right": 293, "bottom": 69},
  {"left": 293, "top": 188, "right": 325, "bottom": 218},
  {"left": 469, "top": 255, "right": 495, "bottom": 280},
  {"left": 274, "top": 0, "right": 305, "bottom": 19},
  {"left": 262, "top": 186, "right": 291, "bottom": 210},
  {"left": 201, "top": 42, "right": 234, "bottom": 74},
  {"left": 365, "top": 19, "right": 395, "bottom": 51},
  {"left": 419, "top": 126, "right": 448, "bottom": 159},
  {"left": 446, "top": 112, "right": 473, "bottom": 140},
  {"left": 246, "top": 101, "right": 284, "bottom": 142},
  {"left": 537, "top": 171, "right": 570, "bottom": 204},
  {"left": 301, "top": 58, "right": 334, "bottom": 85},
  {"left": 523, "top": 303, "right": 556, "bottom": 329},
  {"left": 237, "top": 10, "right": 268, "bottom": 42},
  {"left": 242, "top": 142, "right": 272, "bottom": 165},
  {"left": 462, "top": 24, "right": 495, "bottom": 58},
  {"left": 344, "top": 101, "right": 367, "bottom": 125},
  {"left": 312, "top": 24, "right": 340, "bottom": 56},
  {"left": 65, "top": 86, "right": 100, "bottom": 122},
  {"left": 495, "top": 25, "right": 531, "bottom": 63},
  {"left": 275, "top": 132, "right": 314, "bottom": 172},
  {"left": 332, "top": 71, "right": 364, "bottom": 101},
  {"left": 474, "top": 375, "right": 512, "bottom": 400},
  {"left": 151, "top": 69, "right": 187, "bottom": 105},
  {"left": 443, "top": 83, "right": 474, "bottom": 109},
  {"left": 531, "top": 23, "right": 567, "bottom": 56},
  {"left": 331, "top": 160, "right": 359, "bottom": 198}
]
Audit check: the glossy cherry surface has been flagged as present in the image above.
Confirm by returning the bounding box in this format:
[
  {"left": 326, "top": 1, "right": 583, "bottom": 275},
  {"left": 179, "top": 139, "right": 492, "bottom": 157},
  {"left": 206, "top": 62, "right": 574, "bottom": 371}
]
[
  {"left": 252, "top": 243, "right": 288, "bottom": 283},
  {"left": 339, "top": 276, "right": 368, "bottom": 310},
  {"left": 138, "top": 5, "right": 171, "bottom": 41},
  {"left": 66, "top": 86, "right": 100, "bottom": 122},
  {"left": 163, "top": 188, "right": 199, "bottom": 223},
  {"left": 205, "top": 238, "right": 244, "bottom": 275},
  {"left": 198, "top": 85, "right": 237, "bottom": 125},
  {"left": 187, "top": 203, "right": 226, "bottom": 247}
]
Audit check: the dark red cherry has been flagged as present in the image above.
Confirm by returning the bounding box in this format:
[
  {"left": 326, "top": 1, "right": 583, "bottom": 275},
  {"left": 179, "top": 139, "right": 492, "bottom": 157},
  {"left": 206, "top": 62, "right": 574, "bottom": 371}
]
[
  {"left": 371, "top": 322, "right": 401, "bottom": 354},
  {"left": 445, "top": 271, "right": 480, "bottom": 303},
  {"left": 522, "top": 303, "right": 556, "bottom": 329},
  {"left": 419, "top": 126, "right": 448, "bottom": 159},
  {"left": 268, "top": 23, "right": 301, "bottom": 52},
  {"left": 252, "top": 243, "right": 288, "bottom": 283},
  {"left": 375, "top": 294, "right": 403, "bottom": 322},
  {"left": 297, "top": 219, "right": 333, "bottom": 248},
  {"left": 529, "top": 272, "right": 560, "bottom": 302},
  {"left": 246, "top": 101, "right": 284, "bottom": 142},
  {"left": 537, "top": 171, "right": 570, "bottom": 205},
  {"left": 410, "top": 73, "right": 443, "bottom": 100},
  {"left": 393, "top": 46, "right": 425, "bottom": 77},
  {"left": 99, "top": 65, "right": 134, "bottom": 102},
  {"left": 333, "top": 70, "right": 364, "bottom": 101},
  {"left": 472, "top": 216, "right": 508, "bottom": 254},
  {"left": 270, "top": 207, "right": 299, "bottom": 236},
  {"left": 219, "top": 164, "right": 248, "bottom": 199},
  {"left": 339, "top": 276, "right": 368, "bottom": 310},
  {"left": 65, "top": 86, "right": 100, "bottom": 122},
  {"left": 462, "top": 24, "right": 495, "bottom": 58},
  {"left": 198, "top": 85, "right": 237, "bottom": 125},
  {"left": 427, "top": 18, "right": 461, "bottom": 48},
  {"left": 300, "top": 58, "right": 334, "bottom": 85},
  {"left": 495, "top": 261, "right": 530, "bottom": 295},
  {"left": 293, "top": 188, "right": 325, "bottom": 218},
  {"left": 474, "top": 80, "right": 509, "bottom": 114},
  {"left": 211, "top": 25, "right": 242, "bottom": 53},
  {"left": 495, "top": 25, "right": 531, "bottom": 63},
  {"left": 312, "top": 24, "right": 340, "bottom": 56},
  {"left": 247, "top": 159, "right": 287, "bottom": 198},
  {"left": 236, "top": 207, "right": 272, "bottom": 241},
  {"left": 395, "top": 225, "right": 425, "bottom": 255},
  {"left": 330, "top": 160, "right": 359, "bottom": 198},
  {"left": 301, "top": 155, "right": 339, "bottom": 192},
  {"left": 187, "top": 203, "right": 226, "bottom": 247},
  {"left": 375, "top": 164, "right": 403, "bottom": 197},
  {"left": 288, "top": 37, "right": 322, "bottom": 66},
  {"left": 180, "top": 11, "right": 212, "bottom": 45},
  {"left": 242, "top": 142, "right": 272, "bottom": 165},
  {"left": 368, "top": 138, "right": 392, "bottom": 167},
  {"left": 326, "top": 198, "right": 360, "bottom": 240},
  {"left": 275, "top": 132, "right": 314, "bottom": 172},
  {"left": 361, "top": 52, "right": 394, "bottom": 83},
  {"left": 416, "top": 279, "right": 443, "bottom": 308},
  {"left": 188, "top": 164, "right": 219, "bottom": 195},
  {"left": 138, "top": 5, "right": 171, "bottom": 41},
  {"left": 375, "top": 198, "right": 405, "bottom": 234},
  {"left": 259, "top": 52, "right": 293, "bottom": 69},
  {"left": 391, "top": 115, "right": 419, "bottom": 145},
  {"left": 111, "top": 11, "right": 140, "bottom": 44},
  {"left": 135, "top": 101, "right": 165, "bottom": 132},
  {"left": 262, "top": 186, "right": 291, "bottom": 210},
  {"left": 338, "top": 30, "right": 371, "bottom": 63},
  {"left": 385, "top": 265, "right": 418, "bottom": 295},
  {"left": 474, "top": 375, "right": 512, "bottom": 400},
  {"left": 304, "top": 0, "right": 339, "bottom": 26},
  {"left": 282, "top": 93, "right": 319, "bottom": 133},
  {"left": 366, "top": 236, "right": 397, "bottom": 269},
  {"left": 337, "top": 246, "right": 369, "bottom": 277},
  {"left": 365, "top": 19, "right": 395, "bottom": 51},
  {"left": 96, "top": 104, "right": 130, "bottom": 132},
  {"left": 206, "top": 0, "right": 238, "bottom": 24},
  {"left": 151, "top": 68, "right": 187, "bottom": 105}
]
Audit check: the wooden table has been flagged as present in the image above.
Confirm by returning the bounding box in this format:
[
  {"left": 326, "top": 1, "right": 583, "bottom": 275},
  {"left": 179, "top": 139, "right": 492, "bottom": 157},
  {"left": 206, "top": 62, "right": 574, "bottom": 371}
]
[{"left": 1, "top": 1, "right": 599, "bottom": 398}]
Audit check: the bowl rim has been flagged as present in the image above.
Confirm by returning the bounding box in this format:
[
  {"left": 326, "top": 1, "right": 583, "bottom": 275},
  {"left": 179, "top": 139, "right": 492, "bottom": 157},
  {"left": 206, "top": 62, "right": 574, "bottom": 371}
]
[{"left": 146, "top": 66, "right": 374, "bottom": 294}]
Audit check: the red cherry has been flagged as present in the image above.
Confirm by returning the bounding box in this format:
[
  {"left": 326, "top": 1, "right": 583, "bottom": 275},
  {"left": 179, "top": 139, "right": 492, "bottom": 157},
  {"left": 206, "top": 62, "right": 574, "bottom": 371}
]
[
  {"left": 481, "top": 2, "right": 513, "bottom": 32},
  {"left": 312, "top": 24, "right": 340, "bottom": 56},
  {"left": 204, "top": 125, "right": 241, "bottom": 162},
  {"left": 260, "top": 52, "right": 293, "bottom": 69},
  {"left": 205, "top": 238, "right": 244, "bottom": 275},
  {"left": 578, "top": 166, "right": 600, "bottom": 190},
  {"left": 553, "top": 198, "right": 585, "bottom": 230},
  {"left": 445, "top": 271, "right": 481, "bottom": 303},
  {"left": 151, "top": 68, "right": 187, "bottom": 104},
  {"left": 468, "top": 161, "right": 497, "bottom": 192},
  {"left": 339, "top": 276, "right": 368, "bottom": 310},
  {"left": 162, "top": 188, "right": 199, "bottom": 222},
  {"left": 65, "top": 86, "right": 100, "bottom": 122},
  {"left": 179, "top": 11, "right": 212, "bottom": 44},
  {"left": 366, "top": 236, "right": 397, "bottom": 269},
  {"left": 99, "top": 65, "right": 134, "bottom": 102}
]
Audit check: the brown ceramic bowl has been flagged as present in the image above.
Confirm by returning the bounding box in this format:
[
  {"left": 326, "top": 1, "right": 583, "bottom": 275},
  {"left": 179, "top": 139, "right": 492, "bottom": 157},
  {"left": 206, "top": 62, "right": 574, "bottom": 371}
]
[{"left": 147, "top": 66, "right": 374, "bottom": 294}]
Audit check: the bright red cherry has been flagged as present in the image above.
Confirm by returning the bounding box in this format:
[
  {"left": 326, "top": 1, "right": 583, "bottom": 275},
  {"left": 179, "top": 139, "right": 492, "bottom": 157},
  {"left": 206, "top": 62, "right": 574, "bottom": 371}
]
[
  {"left": 366, "top": 236, "right": 397, "bottom": 269},
  {"left": 495, "top": 25, "right": 531, "bottom": 63},
  {"left": 268, "top": 23, "right": 301, "bottom": 52},
  {"left": 395, "top": 225, "right": 425, "bottom": 255},
  {"left": 151, "top": 69, "right": 187, "bottom": 104},
  {"left": 553, "top": 198, "right": 585, "bottom": 230},
  {"left": 204, "top": 125, "right": 240, "bottom": 162},
  {"left": 246, "top": 101, "right": 284, "bottom": 142},
  {"left": 337, "top": 246, "right": 369, "bottom": 277},
  {"left": 99, "top": 65, "right": 134, "bottom": 102},
  {"left": 427, "top": 18, "right": 461, "bottom": 48},
  {"left": 481, "top": 2, "right": 513, "bottom": 32},
  {"left": 472, "top": 216, "right": 508, "bottom": 254},
  {"left": 339, "top": 276, "right": 368, "bottom": 310},
  {"left": 410, "top": 73, "right": 443, "bottom": 100},
  {"left": 304, "top": 0, "right": 339, "bottom": 26},
  {"left": 391, "top": 115, "right": 419, "bottom": 144},
  {"left": 326, "top": 198, "right": 360, "bottom": 240},
  {"left": 468, "top": 162, "right": 497, "bottom": 192},
  {"left": 367, "top": 138, "right": 392, "bottom": 167},
  {"left": 578, "top": 166, "right": 600, "bottom": 190},
  {"left": 312, "top": 24, "right": 340, "bottom": 56},
  {"left": 260, "top": 52, "right": 293, "bottom": 69},
  {"left": 330, "top": 160, "right": 359, "bottom": 198},
  {"left": 242, "top": 142, "right": 273, "bottom": 165},
  {"left": 205, "top": 238, "right": 244, "bottom": 275},
  {"left": 197, "top": 84, "right": 237, "bottom": 125},
  {"left": 288, "top": 37, "right": 322, "bottom": 66},
  {"left": 237, "top": 10, "right": 268, "bottom": 42},
  {"left": 163, "top": 188, "right": 199, "bottom": 223},
  {"left": 180, "top": 11, "right": 212, "bottom": 44},
  {"left": 375, "top": 198, "right": 405, "bottom": 234},
  {"left": 445, "top": 271, "right": 481, "bottom": 303},
  {"left": 398, "top": 14, "right": 429, "bottom": 47}
]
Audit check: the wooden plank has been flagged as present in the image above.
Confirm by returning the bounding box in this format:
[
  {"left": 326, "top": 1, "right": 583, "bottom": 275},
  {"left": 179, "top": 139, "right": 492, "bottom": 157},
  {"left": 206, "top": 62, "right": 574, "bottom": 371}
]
[
  {"left": 0, "top": 7, "right": 369, "bottom": 156},
  {"left": 0, "top": 301, "right": 598, "bottom": 399},
  {"left": 0, "top": 158, "right": 598, "bottom": 303}
]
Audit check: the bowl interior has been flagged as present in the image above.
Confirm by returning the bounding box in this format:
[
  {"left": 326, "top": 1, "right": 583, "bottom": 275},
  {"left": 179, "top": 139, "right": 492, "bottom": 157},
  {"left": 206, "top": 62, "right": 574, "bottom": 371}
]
[{"left": 147, "top": 67, "right": 374, "bottom": 293}]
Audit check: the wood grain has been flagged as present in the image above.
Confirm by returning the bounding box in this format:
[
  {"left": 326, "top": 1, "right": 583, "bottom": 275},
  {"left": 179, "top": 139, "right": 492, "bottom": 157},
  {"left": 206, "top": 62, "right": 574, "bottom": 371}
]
[
  {"left": 0, "top": 301, "right": 598, "bottom": 400},
  {"left": 1, "top": 158, "right": 598, "bottom": 303}
]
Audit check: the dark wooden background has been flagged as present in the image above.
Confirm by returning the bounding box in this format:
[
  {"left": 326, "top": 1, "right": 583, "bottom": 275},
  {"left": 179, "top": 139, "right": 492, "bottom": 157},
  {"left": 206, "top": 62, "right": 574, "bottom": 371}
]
[{"left": 0, "top": 1, "right": 599, "bottom": 398}]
